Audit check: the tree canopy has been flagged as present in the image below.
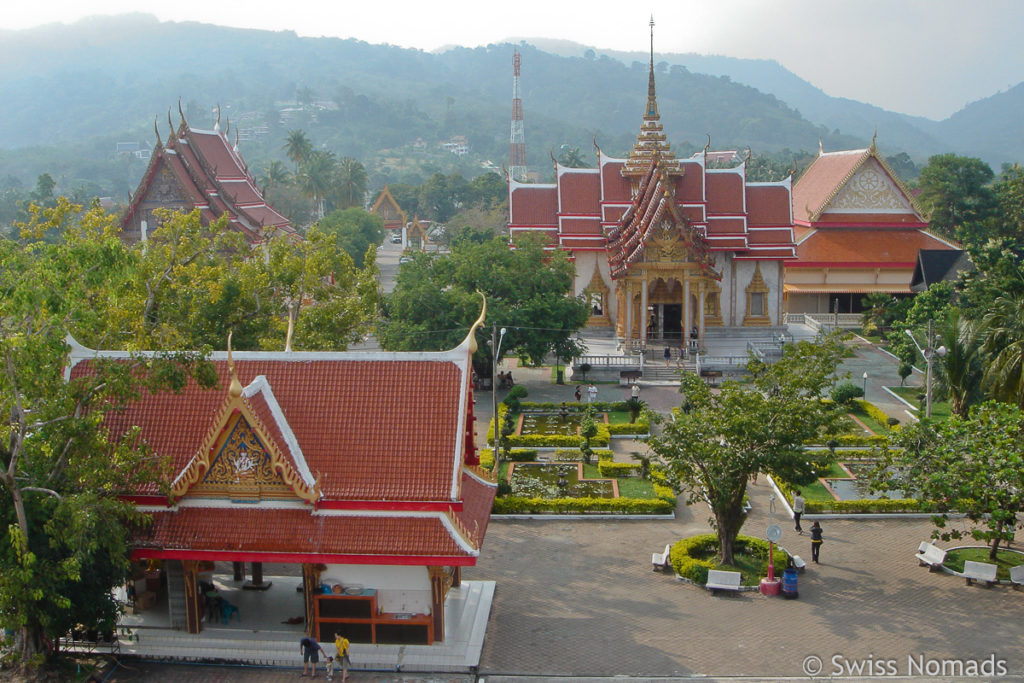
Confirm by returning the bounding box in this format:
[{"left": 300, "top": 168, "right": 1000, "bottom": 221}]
[
  {"left": 647, "top": 335, "right": 847, "bottom": 565},
  {"left": 869, "top": 401, "right": 1024, "bottom": 559},
  {"left": 379, "top": 233, "right": 589, "bottom": 373}
]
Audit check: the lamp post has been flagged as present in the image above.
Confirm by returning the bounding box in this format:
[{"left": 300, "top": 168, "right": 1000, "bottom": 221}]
[
  {"left": 862, "top": 371, "right": 868, "bottom": 399},
  {"left": 905, "top": 320, "right": 947, "bottom": 419},
  {"left": 491, "top": 325, "right": 507, "bottom": 472}
]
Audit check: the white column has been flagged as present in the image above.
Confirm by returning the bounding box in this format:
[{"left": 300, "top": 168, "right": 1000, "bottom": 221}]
[
  {"left": 683, "top": 278, "right": 691, "bottom": 339},
  {"left": 698, "top": 282, "right": 706, "bottom": 344},
  {"left": 624, "top": 282, "right": 633, "bottom": 349},
  {"left": 640, "top": 275, "right": 648, "bottom": 351}
]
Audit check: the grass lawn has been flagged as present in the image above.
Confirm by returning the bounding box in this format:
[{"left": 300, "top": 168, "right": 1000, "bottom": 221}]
[
  {"left": 943, "top": 547, "right": 1024, "bottom": 580},
  {"left": 849, "top": 403, "right": 888, "bottom": 434},
  {"left": 888, "top": 386, "right": 951, "bottom": 420},
  {"left": 790, "top": 461, "right": 847, "bottom": 503}
]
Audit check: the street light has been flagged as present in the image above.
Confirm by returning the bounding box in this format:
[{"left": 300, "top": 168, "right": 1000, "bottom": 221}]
[
  {"left": 905, "top": 321, "right": 947, "bottom": 419},
  {"left": 862, "top": 371, "right": 868, "bottom": 399},
  {"left": 491, "top": 325, "right": 507, "bottom": 473}
]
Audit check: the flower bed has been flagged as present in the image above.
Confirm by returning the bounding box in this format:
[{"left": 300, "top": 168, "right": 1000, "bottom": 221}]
[{"left": 669, "top": 534, "right": 790, "bottom": 586}]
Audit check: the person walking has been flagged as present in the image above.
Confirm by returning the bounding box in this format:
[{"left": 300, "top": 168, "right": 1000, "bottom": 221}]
[
  {"left": 809, "top": 521, "right": 824, "bottom": 563},
  {"left": 334, "top": 632, "right": 351, "bottom": 682},
  {"left": 299, "top": 634, "right": 326, "bottom": 677},
  {"left": 587, "top": 382, "right": 598, "bottom": 403},
  {"left": 574, "top": 385, "right": 582, "bottom": 403},
  {"left": 793, "top": 490, "right": 805, "bottom": 534}
]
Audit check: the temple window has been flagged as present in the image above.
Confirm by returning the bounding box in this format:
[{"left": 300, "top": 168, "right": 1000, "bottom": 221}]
[{"left": 743, "top": 262, "right": 771, "bottom": 326}]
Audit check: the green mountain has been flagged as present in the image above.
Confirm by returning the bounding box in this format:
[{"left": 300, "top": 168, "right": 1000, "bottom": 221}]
[{"left": 0, "top": 14, "right": 1017, "bottom": 202}]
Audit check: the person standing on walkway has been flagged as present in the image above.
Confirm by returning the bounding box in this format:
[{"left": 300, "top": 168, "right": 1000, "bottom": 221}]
[
  {"left": 810, "top": 521, "right": 823, "bottom": 563},
  {"left": 587, "top": 382, "right": 598, "bottom": 403},
  {"left": 334, "top": 632, "right": 351, "bottom": 682},
  {"left": 631, "top": 382, "right": 640, "bottom": 400},
  {"left": 664, "top": 346, "right": 671, "bottom": 367},
  {"left": 574, "top": 385, "right": 582, "bottom": 403},
  {"left": 793, "top": 490, "right": 805, "bottom": 534},
  {"left": 300, "top": 634, "right": 326, "bottom": 676}
]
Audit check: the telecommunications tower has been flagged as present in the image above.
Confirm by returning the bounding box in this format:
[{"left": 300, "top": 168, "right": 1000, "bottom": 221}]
[{"left": 509, "top": 49, "right": 527, "bottom": 182}]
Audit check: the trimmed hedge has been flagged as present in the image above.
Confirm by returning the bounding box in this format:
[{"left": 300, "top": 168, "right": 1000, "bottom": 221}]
[
  {"left": 653, "top": 483, "right": 676, "bottom": 502},
  {"left": 598, "top": 461, "right": 641, "bottom": 477},
  {"left": 492, "top": 496, "right": 674, "bottom": 515},
  {"left": 488, "top": 405, "right": 611, "bottom": 447},
  {"left": 607, "top": 421, "right": 650, "bottom": 435},
  {"left": 669, "top": 534, "right": 790, "bottom": 585},
  {"left": 853, "top": 399, "right": 895, "bottom": 430},
  {"left": 773, "top": 475, "right": 931, "bottom": 514}
]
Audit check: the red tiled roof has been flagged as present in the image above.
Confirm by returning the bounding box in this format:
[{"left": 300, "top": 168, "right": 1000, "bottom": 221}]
[
  {"left": 792, "top": 150, "right": 868, "bottom": 223},
  {"left": 707, "top": 217, "right": 746, "bottom": 235},
  {"left": 558, "top": 171, "right": 601, "bottom": 214},
  {"left": 455, "top": 471, "right": 497, "bottom": 547},
  {"left": 560, "top": 217, "right": 602, "bottom": 235},
  {"left": 72, "top": 357, "right": 466, "bottom": 502},
  {"left": 509, "top": 185, "right": 557, "bottom": 226},
  {"left": 706, "top": 172, "right": 744, "bottom": 214},
  {"left": 121, "top": 122, "right": 297, "bottom": 242},
  {"left": 747, "top": 185, "right": 792, "bottom": 226},
  {"left": 135, "top": 508, "right": 470, "bottom": 560},
  {"left": 794, "top": 228, "right": 955, "bottom": 266},
  {"left": 600, "top": 160, "right": 631, "bottom": 202}
]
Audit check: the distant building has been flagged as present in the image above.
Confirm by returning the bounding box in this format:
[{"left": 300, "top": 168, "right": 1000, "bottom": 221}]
[
  {"left": 910, "top": 249, "right": 973, "bottom": 293},
  {"left": 786, "top": 142, "right": 958, "bottom": 313},
  {"left": 370, "top": 185, "right": 407, "bottom": 232},
  {"left": 507, "top": 53, "right": 794, "bottom": 347},
  {"left": 442, "top": 136, "right": 469, "bottom": 156},
  {"left": 122, "top": 111, "right": 296, "bottom": 244}
]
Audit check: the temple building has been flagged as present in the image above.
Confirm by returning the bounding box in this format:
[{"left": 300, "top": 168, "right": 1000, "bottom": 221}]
[
  {"left": 507, "top": 44, "right": 795, "bottom": 348},
  {"left": 786, "top": 142, "right": 958, "bottom": 313},
  {"left": 66, "top": 312, "right": 496, "bottom": 647},
  {"left": 370, "top": 185, "right": 407, "bottom": 234},
  {"left": 122, "top": 108, "right": 297, "bottom": 244}
]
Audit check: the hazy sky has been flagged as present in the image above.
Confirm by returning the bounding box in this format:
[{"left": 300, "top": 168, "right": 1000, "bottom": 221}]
[{"left": 3, "top": 0, "right": 1022, "bottom": 120}]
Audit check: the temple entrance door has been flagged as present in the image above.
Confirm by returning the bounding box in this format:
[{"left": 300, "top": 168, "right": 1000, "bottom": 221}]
[{"left": 663, "top": 304, "right": 682, "bottom": 340}]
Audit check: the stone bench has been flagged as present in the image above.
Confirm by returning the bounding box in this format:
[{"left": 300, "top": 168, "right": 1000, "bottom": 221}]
[
  {"left": 652, "top": 544, "right": 672, "bottom": 572},
  {"left": 915, "top": 541, "right": 947, "bottom": 571},
  {"left": 790, "top": 555, "right": 807, "bottom": 573},
  {"left": 705, "top": 570, "right": 742, "bottom": 595},
  {"left": 1009, "top": 565, "right": 1024, "bottom": 589},
  {"left": 963, "top": 560, "right": 998, "bottom": 587}
]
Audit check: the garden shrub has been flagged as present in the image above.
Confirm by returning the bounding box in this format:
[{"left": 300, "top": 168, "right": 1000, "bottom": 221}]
[
  {"left": 669, "top": 534, "right": 790, "bottom": 585},
  {"left": 831, "top": 380, "right": 864, "bottom": 405},
  {"left": 853, "top": 399, "right": 892, "bottom": 429},
  {"left": 492, "top": 496, "right": 674, "bottom": 515},
  {"left": 597, "top": 461, "right": 641, "bottom": 477}
]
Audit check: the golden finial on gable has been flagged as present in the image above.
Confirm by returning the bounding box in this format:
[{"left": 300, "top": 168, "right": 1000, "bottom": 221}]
[
  {"left": 464, "top": 292, "right": 487, "bottom": 355},
  {"left": 870, "top": 127, "right": 878, "bottom": 152},
  {"left": 227, "top": 331, "right": 242, "bottom": 398},
  {"left": 284, "top": 302, "right": 296, "bottom": 352}
]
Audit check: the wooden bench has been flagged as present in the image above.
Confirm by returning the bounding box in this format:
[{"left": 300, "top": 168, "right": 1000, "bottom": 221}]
[
  {"left": 963, "top": 560, "right": 998, "bottom": 587},
  {"left": 915, "top": 542, "right": 947, "bottom": 571},
  {"left": 705, "top": 570, "right": 742, "bottom": 595},
  {"left": 652, "top": 544, "right": 672, "bottom": 572},
  {"left": 1009, "top": 565, "right": 1024, "bottom": 590}
]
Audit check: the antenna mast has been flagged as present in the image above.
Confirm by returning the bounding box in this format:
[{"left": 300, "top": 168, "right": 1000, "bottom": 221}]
[{"left": 509, "top": 48, "right": 527, "bottom": 182}]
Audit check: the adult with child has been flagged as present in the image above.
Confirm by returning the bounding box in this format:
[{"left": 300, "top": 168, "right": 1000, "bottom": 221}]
[{"left": 299, "top": 634, "right": 327, "bottom": 677}]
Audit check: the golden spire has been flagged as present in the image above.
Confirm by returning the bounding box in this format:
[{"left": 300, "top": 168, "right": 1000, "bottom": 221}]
[
  {"left": 227, "top": 331, "right": 242, "bottom": 398},
  {"left": 623, "top": 17, "right": 674, "bottom": 177}
]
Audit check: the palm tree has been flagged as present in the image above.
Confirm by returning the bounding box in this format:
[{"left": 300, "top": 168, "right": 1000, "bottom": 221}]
[
  {"left": 335, "top": 157, "right": 368, "bottom": 209},
  {"left": 980, "top": 292, "right": 1024, "bottom": 408},
  {"left": 259, "top": 160, "right": 292, "bottom": 195},
  {"left": 298, "top": 150, "right": 336, "bottom": 220},
  {"left": 284, "top": 130, "right": 313, "bottom": 170},
  {"left": 933, "top": 309, "right": 983, "bottom": 417}
]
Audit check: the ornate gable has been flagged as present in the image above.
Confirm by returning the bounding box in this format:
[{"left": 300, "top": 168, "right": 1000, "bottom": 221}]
[
  {"left": 823, "top": 158, "right": 915, "bottom": 215},
  {"left": 169, "top": 366, "right": 320, "bottom": 505}
]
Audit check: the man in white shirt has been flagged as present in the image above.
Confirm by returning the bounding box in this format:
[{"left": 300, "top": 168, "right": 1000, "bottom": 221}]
[{"left": 793, "top": 491, "right": 805, "bottom": 534}]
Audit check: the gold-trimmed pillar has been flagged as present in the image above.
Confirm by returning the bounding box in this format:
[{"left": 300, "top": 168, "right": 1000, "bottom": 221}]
[{"left": 429, "top": 566, "right": 447, "bottom": 644}]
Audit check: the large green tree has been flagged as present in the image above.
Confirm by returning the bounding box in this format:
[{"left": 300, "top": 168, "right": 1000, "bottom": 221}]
[
  {"left": 647, "top": 336, "right": 846, "bottom": 565},
  {"left": 869, "top": 402, "right": 1024, "bottom": 559},
  {"left": 916, "top": 153, "right": 996, "bottom": 245},
  {"left": 0, "top": 202, "right": 218, "bottom": 665},
  {"left": 316, "top": 208, "right": 384, "bottom": 268},
  {"left": 379, "top": 233, "right": 589, "bottom": 374},
  {"left": 979, "top": 291, "right": 1024, "bottom": 408}
]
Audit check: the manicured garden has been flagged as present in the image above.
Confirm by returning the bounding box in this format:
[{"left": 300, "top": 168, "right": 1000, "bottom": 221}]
[
  {"left": 942, "top": 547, "right": 1024, "bottom": 581},
  {"left": 669, "top": 534, "right": 790, "bottom": 587}
]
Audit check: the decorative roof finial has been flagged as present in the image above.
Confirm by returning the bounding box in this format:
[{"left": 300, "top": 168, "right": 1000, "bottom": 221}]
[
  {"left": 549, "top": 148, "right": 558, "bottom": 171},
  {"left": 226, "top": 331, "right": 242, "bottom": 398},
  {"left": 284, "top": 302, "right": 296, "bottom": 353},
  {"left": 463, "top": 292, "right": 487, "bottom": 355},
  {"left": 647, "top": 16, "right": 657, "bottom": 105},
  {"left": 178, "top": 97, "right": 186, "bottom": 128},
  {"left": 215, "top": 104, "right": 221, "bottom": 132},
  {"left": 870, "top": 126, "right": 878, "bottom": 152},
  {"left": 818, "top": 137, "right": 824, "bottom": 155},
  {"left": 234, "top": 128, "right": 240, "bottom": 153},
  {"left": 154, "top": 116, "right": 162, "bottom": 147},
  {"left": 167, "top": 109, "right": 175, "bottom": 142},
  {"left": 592, "top": 134, "right": 602, "bottom": 158}
]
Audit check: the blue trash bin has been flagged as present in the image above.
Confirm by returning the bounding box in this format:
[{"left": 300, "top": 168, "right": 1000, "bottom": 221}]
[{"left": 782, "top": 568, "right": 798, "bottom": 599}]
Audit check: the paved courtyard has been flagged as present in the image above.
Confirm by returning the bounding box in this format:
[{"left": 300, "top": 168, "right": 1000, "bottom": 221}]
[{"left": 109, "top": 338, "right": 1024, "bottom": 681}]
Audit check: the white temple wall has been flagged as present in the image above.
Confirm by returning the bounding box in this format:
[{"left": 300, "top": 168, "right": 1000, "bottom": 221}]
[{"left": 320, "top": 564, "right": 431, "bottom": 615}]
